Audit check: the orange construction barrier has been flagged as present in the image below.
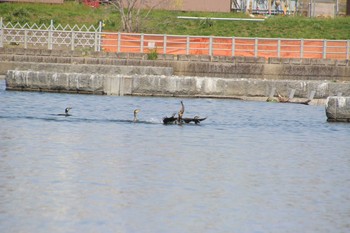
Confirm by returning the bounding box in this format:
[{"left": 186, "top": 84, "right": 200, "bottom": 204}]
[{"left": 101, "top": 32, "right": 349, "bottom": 60}]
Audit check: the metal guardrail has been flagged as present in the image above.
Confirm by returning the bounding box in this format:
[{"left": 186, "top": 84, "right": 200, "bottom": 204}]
[{"left": 0, "top": 19, "right": 349, "bottom": 60}]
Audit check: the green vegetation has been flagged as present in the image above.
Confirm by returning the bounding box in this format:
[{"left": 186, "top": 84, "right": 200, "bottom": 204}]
[
  {"left": 147, "top": 48, "right": 158, "bottom": 60},
  {"left": 0, "top": 2, "right": 349, "bottom": 39}
]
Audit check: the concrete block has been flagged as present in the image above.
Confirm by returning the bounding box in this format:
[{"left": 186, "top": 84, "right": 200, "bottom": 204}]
[
  {"left": 25, "top": 49, "right": 36, "bottom": 56},
  {"left": 13, "top": 48, "right": 25, "bottom": 55},
  {"left": 56, "top": 57, "right": 72, "bottom": 64},
  {"left": 325, "top": 59, "right": 337, "bottom": 66},
  {"left": 129, "top": 53, "right": 146, "bottom": 60},
  {"left": 328, "top": 82, "right": 350, "bottom": 96},
  {"left": 40, "top": 50, "right": 52, "bottom": 56},
  {"left": 215, "top": 56, "right": 232, "bottom": 63},
  {"left": 13, "top": 55, "right": 28, "bottom": 62},
  {"left": 0, "top": 54, "right": 14, "bottom": 61},
  {"left": 232, "top": 56, "right": 245, "bottom": 64},
  {"left": 247, "top": 79, "right": 270, "bottom": 97},
  {"left": 116, "top": 53, "right": 129, "bottom": 59},
  {"left": 268, "top": 57, "right": 282, "bottom": 64},
  {"left": 310, "top": 59, "right": 326, "bottom": 66},
  {"left": 50, "top": 73, "right": 69, "bottom": 90},
  {"left": 50, "top": 50, "right": 63, "bottom": 57},
  {"left": 224, "top": 79, "right": 247, "bottom": 96},
  {"left": 290, "top": 58, "right": 302, "bottom": 65},
  {"left": 199, "top": 55, "right": 211, "bottom": 62},
  {"left": 187, "top": 55, "right": 201, "bottom": 62},
  {"left": 157, "top": 54, "right": 175, "bottom": 61},
  {"left": 178, "top": 55, "right": 192, "bottom": 61},
  {"left": 326, "top": 96, "right": 350, "bottom": 122},
  {"left": 301, "top": 59, "right": 311, "bottom": 65},
  {"left": 71, "top": 57, "right": 85, "bottom": 64},
  {"left": 210, "top": 56, "right": 220, "bottom": 62},
  {"left": 336, "top": 60, "right": 348, "bottom": 66}
]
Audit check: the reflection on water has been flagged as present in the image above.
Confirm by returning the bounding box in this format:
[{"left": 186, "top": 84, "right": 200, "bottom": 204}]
[{"left": 0, "top": 80, "right": 350, "bottom": 233}]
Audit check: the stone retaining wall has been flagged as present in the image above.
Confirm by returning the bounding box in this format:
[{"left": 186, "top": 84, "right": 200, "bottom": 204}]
[{"left": 1, "top": 48, "right": 349, "bottom": 81}]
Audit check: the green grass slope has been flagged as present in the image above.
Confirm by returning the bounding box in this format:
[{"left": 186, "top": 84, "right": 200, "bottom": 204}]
[{"left": 0, "top": 1, "right": 349, "bottom": 39}]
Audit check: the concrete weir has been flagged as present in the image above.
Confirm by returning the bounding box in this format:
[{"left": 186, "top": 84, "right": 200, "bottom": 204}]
[
  {"left": 131, "top": 75, "right": 350, "bottom": 100},
  {"left": 6, "top": 70, "right": 350, "bottom": 103},
  {"left": 6, "top": 70, "right": 132, "bottom": 95},
  {"left": 326, "top": 96, "right": 350, "bottom": 122}
]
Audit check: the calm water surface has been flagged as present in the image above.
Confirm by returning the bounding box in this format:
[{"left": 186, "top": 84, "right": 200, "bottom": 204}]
[{"left": 0, "top": 80, "right": 349, "bottom": 233}]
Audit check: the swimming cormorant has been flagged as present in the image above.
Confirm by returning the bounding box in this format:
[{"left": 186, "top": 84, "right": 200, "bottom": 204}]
[
  {"left": 133, "top": 109, "right": 140, "bottom": 122},
  {"left": 58, "top": 107, "right": 72, "bottom": 116}
]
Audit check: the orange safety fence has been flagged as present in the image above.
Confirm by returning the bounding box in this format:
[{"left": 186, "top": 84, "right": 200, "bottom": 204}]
[{"left": 101, "top": 32, "right": 349, "bottom": 60}]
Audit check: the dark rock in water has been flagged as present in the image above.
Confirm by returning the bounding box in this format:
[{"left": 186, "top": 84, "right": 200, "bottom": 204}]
[
  {"left": 183, "top": 117, "right": 207, "bottom": 124},
  {"left": 163, "top": 116, "right": 207, "bottom": 125},
  {"left": 163, "top": 116, "right": 177, "bottom": 124}
]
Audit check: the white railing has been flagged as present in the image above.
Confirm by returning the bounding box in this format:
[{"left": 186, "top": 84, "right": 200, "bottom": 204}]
[
  {"left": 0, "top": 18, "right": 102, "bottom": 51},
  {"left": 1, "top": 19, "right": 349, "bottom": 60}
]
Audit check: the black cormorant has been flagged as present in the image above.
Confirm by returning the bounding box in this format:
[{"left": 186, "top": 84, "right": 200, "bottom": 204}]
[
  {"left": 133, "top": 109, "right": 140, "bottom": 122},
  {"left": 58, "top": 107, "right": 72, "bottom": 116}
]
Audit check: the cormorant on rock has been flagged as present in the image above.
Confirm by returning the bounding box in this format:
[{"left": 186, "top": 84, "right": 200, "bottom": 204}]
[{"left": 177, "top": 100, "right": 185, "bottom": 123}]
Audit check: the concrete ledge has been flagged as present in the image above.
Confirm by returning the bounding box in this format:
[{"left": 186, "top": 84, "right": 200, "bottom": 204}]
[
  {"left": 130, "top": 75, "right": 350, "bottom": 99},
  {"left": 325, "top": 96, "right": 350, "bottom": 122},
  {"left": 1, "top": 54, "right": 349, "bottom": 81},
  {"left": 1, "top": 48, "right": 349, "bottom": 66},
  {"left": 6, "top": 70, "right": 133, "bottom": 96},
  {"left": 1, "top": 62, "right": 173, "bottom": 76}
]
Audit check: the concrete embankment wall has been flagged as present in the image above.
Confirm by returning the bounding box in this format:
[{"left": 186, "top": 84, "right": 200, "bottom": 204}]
[
  {"left": 2, "top": 48, "right": 350, "bottom": 103},
  {"left": 1, "top": 48, "right": 349, "bottom": 81},
  {"left": 6, "top": 69, "right": 350, "bottom": 105}
]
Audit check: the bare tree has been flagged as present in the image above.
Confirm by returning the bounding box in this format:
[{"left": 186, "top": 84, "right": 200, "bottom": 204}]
[{"left": 109, "top": 0, "right": 171, "bottom": 32}]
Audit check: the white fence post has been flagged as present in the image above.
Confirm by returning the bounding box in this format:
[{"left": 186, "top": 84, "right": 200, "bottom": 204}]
[
  {"left": 323, "top": 39, "right": 327, "bottom": 59},
  {"left": 347, "top": 40, "right": 350, "bottom": 60},
  {"left": 117, "top": 32, "right": 121, "bottom": 53},
  {"left": 231, "top": 37, "right": 235, "bottom": 57},
  {"left": 277, "top": 38, "right": 281, "bottom": 58},
  {"left": 186, "top": 36, "right": 190, "bottom": 55},
  {"left": 71, "top": 30, "right": 75, "bottom": 51},
  {"left": 48, "top": 20, "right": 53, "bottom": 50},
  {"left": 209, "top": 36, "right": 213, "bottom": 56},
  {"left": 254, "top": 38, "right": 258, "bottom": 58},
  {"left": 141, "top": 33, "right": 144, "bottom": 53},
  {"left": 300, "top": 39, "right": 304, "bottom": 59},
  {"left": 95, "top": 21, "right": 103, "bottom": 52},
  {"left": 0, "top": 18, "right": 3, "bottom": 48},
  {"left": 163, "top": 34, "right": 167, "bottom": 54},
  {"left": 24, "top": 29, "right": 28, "bottom": 49},
  {"left": 96, "top": 20, "right": 102, "bottom": 52}
]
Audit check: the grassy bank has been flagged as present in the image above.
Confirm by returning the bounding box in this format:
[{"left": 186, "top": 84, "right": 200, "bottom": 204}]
[{"left": 0, "top": 1, "right": 349, "bottom": 39}]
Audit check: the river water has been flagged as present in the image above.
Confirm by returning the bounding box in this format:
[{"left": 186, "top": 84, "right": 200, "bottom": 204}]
[{"left": 0, "top": 79, "right": 349, "bottom": 233}]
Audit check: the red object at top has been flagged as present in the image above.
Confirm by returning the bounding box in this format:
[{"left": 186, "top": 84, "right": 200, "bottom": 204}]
[{"left": 83, "top": 0, "right": 100, "bottom": 8}]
